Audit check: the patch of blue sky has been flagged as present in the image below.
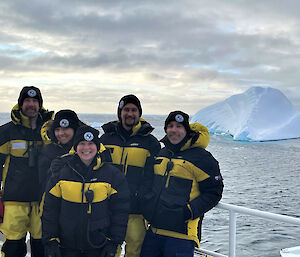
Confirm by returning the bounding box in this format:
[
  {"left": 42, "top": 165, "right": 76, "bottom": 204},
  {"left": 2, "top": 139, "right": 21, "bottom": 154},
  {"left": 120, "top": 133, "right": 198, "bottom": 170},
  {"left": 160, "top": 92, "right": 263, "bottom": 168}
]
[
  {"left": 184, "top": 63, "right": 241, "bottom": 74},
  {"left": 217, "top": 24, "right": 238, "bottom": 33},
  {"left": 218, "top": 68, "right": 241, "bottom": 74},
  {"left": 184, "top": 63, "right": 216, "bottom": 69},
  {"left": 0, "top": 44, "right": 45, "bottom": 58},
  {"left": 238, "top": 79, "right": 270, "bottom": 85}
]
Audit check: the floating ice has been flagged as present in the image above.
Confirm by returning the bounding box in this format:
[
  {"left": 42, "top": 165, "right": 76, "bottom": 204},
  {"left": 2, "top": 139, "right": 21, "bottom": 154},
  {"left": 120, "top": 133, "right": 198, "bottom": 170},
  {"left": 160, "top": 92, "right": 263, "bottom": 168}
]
[
  {"left": 89, "top": 122, "right": 102, "bottom": 128},
  {"left": 191, "top": 87, "right": 300, "bottom": 141}
]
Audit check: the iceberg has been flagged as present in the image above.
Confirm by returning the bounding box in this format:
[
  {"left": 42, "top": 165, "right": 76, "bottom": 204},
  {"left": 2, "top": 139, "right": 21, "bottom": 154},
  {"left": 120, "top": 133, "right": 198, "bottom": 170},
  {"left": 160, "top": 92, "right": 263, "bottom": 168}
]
[
  {"left": 89, "top": 122, "right": 102, "bottom": 128},
  {"left": 191, "top": 87, "right": 300, "bottom": 141}
]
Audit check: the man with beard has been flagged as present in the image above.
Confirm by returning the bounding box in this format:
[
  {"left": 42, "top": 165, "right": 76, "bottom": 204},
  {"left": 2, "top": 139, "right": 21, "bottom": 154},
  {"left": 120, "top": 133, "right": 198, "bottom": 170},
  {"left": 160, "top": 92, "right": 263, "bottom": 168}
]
[
  {"left": 0, "top": 86, "right": 54, "bottom": 257},
  {"left": 100, "top": 94, "right": 161, "bottom": 257}
]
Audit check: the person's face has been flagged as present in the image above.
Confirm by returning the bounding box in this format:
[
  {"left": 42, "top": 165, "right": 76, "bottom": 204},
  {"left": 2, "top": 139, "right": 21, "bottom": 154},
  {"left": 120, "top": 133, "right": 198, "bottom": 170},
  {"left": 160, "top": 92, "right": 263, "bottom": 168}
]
[
  {"left": 77, "top": 141, "right": 97, "bottom": 165},
  {"left": 21, "top": 98, "right": 39, "bottom": 118},
  {"left": 166, "top": 121, "right": 187, "bottom": 145},
  {"left": 120, "top": 103, "right": 140, "bottom": 130},
  {"left": 54, "top": 127, "right": 74, "bottom": 145}
]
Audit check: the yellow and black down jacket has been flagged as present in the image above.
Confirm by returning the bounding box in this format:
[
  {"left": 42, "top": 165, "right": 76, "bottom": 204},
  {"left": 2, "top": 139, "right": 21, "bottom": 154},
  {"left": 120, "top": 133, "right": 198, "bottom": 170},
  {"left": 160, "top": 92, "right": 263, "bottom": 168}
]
[
  {"left": 100, "top": 119, "right": 161, "bottom": 214},
  {"left": 38, "top": 119, "right": 83, "bottom": 201},
  {"left": 42, "top": 152, "right": 130, "bottom": 249},
  {"left": 0, "top": 104, "right": 54, "bottom": 202},
  {"left": 38, "top": 141, "right": 73, "bottom": 202},
  {"left": 142, "top": 123, "right": 223, "bottom": 247}
]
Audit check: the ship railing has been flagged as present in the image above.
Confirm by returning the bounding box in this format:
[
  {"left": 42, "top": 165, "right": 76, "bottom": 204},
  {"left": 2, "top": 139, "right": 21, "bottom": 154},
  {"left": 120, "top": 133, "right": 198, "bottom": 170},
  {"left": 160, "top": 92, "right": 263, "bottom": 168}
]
[{"left": 194, "top": 202, "right": 300, "bottom": 257}]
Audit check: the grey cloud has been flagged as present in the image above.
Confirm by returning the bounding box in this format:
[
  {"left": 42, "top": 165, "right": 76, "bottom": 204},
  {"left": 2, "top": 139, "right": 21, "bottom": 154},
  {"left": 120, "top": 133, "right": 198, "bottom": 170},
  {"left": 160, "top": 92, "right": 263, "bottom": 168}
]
[{"left": 0, "top": 0, "right": 300, "bottom": 112}]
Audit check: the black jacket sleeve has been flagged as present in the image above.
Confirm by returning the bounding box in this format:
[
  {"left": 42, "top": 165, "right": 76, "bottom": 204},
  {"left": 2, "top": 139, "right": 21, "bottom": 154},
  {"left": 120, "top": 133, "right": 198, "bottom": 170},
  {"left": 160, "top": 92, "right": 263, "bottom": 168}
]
[
  {"left": 139, "top": 136, "right": 161, "bottom": 197},
  {"left": 189, "top": 153, "right": 224, "bottom": 219},
  {"left": 108, "top": 165, "right": 130, "bottom": 244},
  {"left": 0, "top": 123, "right": 11, "bottom": 182},
  {"left": 38, "top": 148, "right": 53, "bottom": 198},
  {"left": 42, "top": 171, "right": 62, "bottom": 243}
]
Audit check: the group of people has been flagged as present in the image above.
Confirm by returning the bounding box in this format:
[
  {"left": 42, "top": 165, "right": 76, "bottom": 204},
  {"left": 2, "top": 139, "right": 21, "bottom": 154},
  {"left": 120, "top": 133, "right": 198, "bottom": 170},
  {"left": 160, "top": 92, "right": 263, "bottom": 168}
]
[{"left": 0, "top": 86, "right": 224, "bottom": 257}]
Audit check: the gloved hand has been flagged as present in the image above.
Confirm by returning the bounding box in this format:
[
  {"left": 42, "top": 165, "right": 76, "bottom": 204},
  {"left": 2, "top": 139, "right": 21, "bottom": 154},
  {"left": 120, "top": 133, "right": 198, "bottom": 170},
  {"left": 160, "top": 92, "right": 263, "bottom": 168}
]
[
  {"left": 44, "top": 240, "right": 61, "bottom": 257},
  {"left": 49, "top": 157, "right": 68, "bottom": 174},
  {"left": 183, "top": 204, "right": 192, "bottom": 222},
  {"left": 99, "top": 240, "right": 119, "bottom": 257}
]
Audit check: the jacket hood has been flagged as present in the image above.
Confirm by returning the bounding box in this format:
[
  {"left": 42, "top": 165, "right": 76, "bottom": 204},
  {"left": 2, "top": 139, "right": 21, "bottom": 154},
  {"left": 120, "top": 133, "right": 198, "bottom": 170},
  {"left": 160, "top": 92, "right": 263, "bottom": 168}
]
[
  {"left": 41, "top": 119, "right": 53, "bottom": 145},
  {"left": 161, "top": 122, "right": 210, "bottom": 152},
  {"left": 11, "top": 104, "right": 54, "bottom": 129},
  {"left": 102, "top": 117, "right": 154, "bottom": 137}
]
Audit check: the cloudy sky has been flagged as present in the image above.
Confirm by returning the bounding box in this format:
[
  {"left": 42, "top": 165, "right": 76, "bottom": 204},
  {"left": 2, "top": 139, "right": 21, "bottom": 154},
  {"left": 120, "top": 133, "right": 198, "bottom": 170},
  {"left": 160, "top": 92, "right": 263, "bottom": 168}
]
[{"left": 1, "top": 0, "right": 300, "bottom": 115}]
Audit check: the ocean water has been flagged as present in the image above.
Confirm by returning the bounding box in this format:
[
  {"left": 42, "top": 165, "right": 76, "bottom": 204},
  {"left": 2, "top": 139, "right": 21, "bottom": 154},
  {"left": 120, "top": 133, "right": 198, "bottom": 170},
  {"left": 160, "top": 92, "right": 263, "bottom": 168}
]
[{"left": 1, "top": 113, "right": 299, "bottom": 257}]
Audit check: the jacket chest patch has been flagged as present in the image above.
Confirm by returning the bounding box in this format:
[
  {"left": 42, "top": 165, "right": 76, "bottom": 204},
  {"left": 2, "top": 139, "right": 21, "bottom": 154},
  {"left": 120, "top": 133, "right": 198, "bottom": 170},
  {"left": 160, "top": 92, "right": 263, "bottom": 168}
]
[{"left": 12, "top": 142, "right": 26, "bottom": 149}]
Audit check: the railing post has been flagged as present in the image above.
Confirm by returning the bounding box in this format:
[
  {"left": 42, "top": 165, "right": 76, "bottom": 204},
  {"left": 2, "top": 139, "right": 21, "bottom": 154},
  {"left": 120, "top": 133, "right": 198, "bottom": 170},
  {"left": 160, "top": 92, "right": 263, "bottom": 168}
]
[{"left": 229, "top": 210, "right": 237, "bottom": 257}]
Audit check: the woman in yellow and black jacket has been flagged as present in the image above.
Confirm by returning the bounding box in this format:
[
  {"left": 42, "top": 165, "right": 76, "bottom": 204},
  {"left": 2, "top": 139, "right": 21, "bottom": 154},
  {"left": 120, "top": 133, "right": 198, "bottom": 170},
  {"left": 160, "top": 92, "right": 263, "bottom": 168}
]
[
  {"left": 141, "top": 111, "right": 223, "bottom": 257},
  {"left": 38, "top": 109, "right": 83, "bottom": 202},
  {"left": 42, "top": 126, "right": 130, "bottom": 257}
]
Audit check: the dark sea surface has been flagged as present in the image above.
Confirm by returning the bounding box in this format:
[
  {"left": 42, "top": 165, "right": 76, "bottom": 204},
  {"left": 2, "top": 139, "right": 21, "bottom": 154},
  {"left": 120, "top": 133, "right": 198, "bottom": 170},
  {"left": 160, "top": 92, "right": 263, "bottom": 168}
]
[{"left": 1, "top": 113, "right": 299, "bottom": 257}]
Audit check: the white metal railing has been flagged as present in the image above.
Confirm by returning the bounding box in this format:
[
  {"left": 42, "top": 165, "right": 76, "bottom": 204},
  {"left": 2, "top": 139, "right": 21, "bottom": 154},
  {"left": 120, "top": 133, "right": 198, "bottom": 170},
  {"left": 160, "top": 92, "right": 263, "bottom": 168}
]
[{"left": 194, "top": 202, "right": 300, "bottom": 257}]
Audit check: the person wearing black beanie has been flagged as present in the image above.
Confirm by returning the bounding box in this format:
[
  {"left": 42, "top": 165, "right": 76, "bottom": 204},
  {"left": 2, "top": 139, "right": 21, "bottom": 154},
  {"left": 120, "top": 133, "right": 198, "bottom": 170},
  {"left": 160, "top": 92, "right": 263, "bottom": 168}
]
[
  {"left": 73, "top": 125, "right": 101, "bottom": 153},
  {"left": 162, "top": 110, "right": 192, "bottom": 151},
  {"left": 164, "top": 110, "right": 191, "bottom": 134},
  {"left": 117, "top": 94, "right": 142, "bottom": 121},
  {"left": 0, "top": 86, "right": 53, "bottom": 257},
  {"left": 52, "top": 109, "right": 80, "bottom": 132},
  {"left": 50, "top": 109, "right": 80, "bottom": 144},
  {"left": 140, "top": 110, "right": 223, "bottom": 257},
  {"left": 38, "top": 109, "right": 81, "bottom": 212},
  {"left": 100, "top": 94, "right": 160, "bottom": 257},
  {"left": 18, "top": 86, "right": 43, "bottom": 109},
  {"left": 42, "top": 123, "right": 130, "bottom": 257}
]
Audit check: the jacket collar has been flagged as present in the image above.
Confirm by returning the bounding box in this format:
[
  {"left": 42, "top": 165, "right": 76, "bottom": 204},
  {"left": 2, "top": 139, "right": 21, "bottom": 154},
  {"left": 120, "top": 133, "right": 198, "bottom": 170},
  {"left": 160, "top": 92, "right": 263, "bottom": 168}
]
[
  {"left": 102, "top": 117, "right": 154, "bottom": 137},
  {"left": 11, "top": 104, "right": 54, "bottom": 129},
  {"left": 67, "top": 142, "right": 111, "bottom": 172},
  {"left": 161, "top": 122, "right": 210, "bottom": 152}
]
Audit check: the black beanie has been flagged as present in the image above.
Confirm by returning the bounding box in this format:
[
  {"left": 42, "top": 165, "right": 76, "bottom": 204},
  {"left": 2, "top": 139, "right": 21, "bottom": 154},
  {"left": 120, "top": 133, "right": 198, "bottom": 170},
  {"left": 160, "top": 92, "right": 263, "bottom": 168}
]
[
  {"left": 73, "top": 126, "right": 100, "bottom": 151},
  {"left": 164, "top": 111, "right": 191, "bottom": 133},
  {"left": 18, "top": 86, "right": 43, "bottom": 108},
  {"left": 51, "top": 110, "right": 80, "bottom": 132},
  {"left": 117, "top": 94, "right": 142, "bottom": 120}
]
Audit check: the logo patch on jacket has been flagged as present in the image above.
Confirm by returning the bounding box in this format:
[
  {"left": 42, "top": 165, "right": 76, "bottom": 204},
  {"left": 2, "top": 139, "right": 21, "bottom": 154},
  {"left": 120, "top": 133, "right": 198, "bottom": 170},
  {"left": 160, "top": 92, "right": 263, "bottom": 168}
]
[
  {"left": 12, "top": 142, "right": 26, "bottom": 149},
  {"left": 214, "top": 175, "right": 222, "bottom": 181}
]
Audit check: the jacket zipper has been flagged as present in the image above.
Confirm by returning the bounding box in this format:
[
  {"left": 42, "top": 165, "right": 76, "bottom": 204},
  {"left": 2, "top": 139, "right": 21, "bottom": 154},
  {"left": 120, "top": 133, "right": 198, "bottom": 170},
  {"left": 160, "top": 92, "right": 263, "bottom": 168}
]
[
  {"left": 119, "top": 135, "right": 129, "bottom": 175},
  {"left": 165, "top": 159, "right": 172, "bottom": 188},
  {"left": 165, "top": 171, "right": 171, "bottom": 188},
  {"left": 69, "top": 165, "right": 86, "bottom": 250}
]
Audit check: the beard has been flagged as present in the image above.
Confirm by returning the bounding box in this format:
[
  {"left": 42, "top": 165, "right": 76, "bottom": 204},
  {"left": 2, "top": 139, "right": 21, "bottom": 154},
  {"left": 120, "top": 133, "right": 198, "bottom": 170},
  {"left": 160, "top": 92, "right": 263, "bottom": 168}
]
[
  {"left": 21, "top": 106, "right": 39, "bottom": 118},
  {"left": 122, "top": 116, "right": 139, "bottom": 129}
]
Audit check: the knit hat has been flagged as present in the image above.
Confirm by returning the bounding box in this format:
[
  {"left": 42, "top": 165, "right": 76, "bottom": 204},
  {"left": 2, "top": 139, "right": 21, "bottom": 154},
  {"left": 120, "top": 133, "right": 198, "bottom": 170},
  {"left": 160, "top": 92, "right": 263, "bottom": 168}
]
[
  {"left": 51, "top": 109, "right": 80, "bottom": 132},
  {"left": 117, "top": 94, "right": 142, "bottom": 120},
  {"left": 18, "top": 86, "right": 43, "bottom": 108},
  {"left": 73, "top": 126, "right": 100, "bottom": 151},
  {"left": 164, "top": 111, "right": 191, "bottom": 133}
]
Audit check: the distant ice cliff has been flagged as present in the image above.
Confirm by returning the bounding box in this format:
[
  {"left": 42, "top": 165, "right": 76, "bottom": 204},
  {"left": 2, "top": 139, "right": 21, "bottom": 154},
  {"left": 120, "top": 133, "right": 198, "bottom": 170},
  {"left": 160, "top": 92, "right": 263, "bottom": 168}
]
[{"left": 191, "top": 87, "right": 300, "bottom": 141}]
